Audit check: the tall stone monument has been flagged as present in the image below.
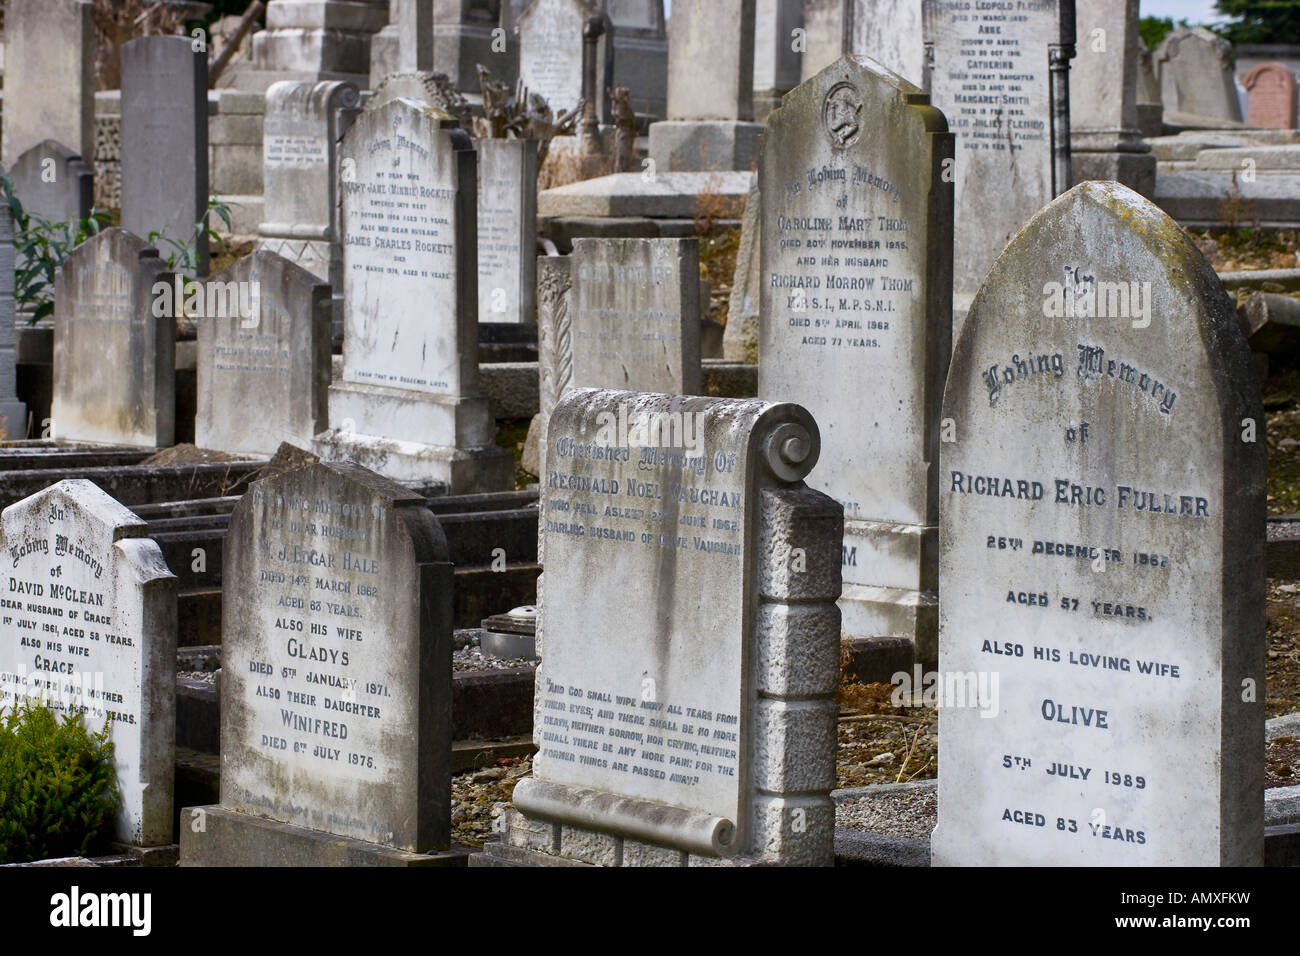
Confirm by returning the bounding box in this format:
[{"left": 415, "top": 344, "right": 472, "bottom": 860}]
[
  {"left": 180, "top": 461, "right": 462, "bottom": 866},
  {"left": 648, "top": 0, "right": 762, "bottom": 171},
  {"left": 480, "top": 388, "right": 843, "bottom": 866},
  {"left": 923, "top": 0, "right": 1074, "bottom": 305},
  {"left": 120, "top": 37, "right": 210, "bottom": 276},
  {"left": 518, "top": 0, "right": 613, "bottom": 121},
  {"left": 312, "top": 98, "right": 513, "bottom": 491},
  {"left": 434, "top": 0, "right": 517, "bottom": 94},
  {"left": 932, "top": 181, "right": 1264, "bottom": 866},
  {"left": 607, "top": 0, "right": 668, "bottom": 118},
  {"left": 0, "top": 481, "right": 177, "bottom": 850},
  {"left": 2, "top": 0, "right": 95, "bottom": 165},
  {"left": 1070, "top": 0, "right": 1154, "bottom": 197},
  {"left": 759, "top": 55, "right": 953, "bottom": 664},
  {"left": 800, "top": 0, "right": 925, "bottom": 86}
]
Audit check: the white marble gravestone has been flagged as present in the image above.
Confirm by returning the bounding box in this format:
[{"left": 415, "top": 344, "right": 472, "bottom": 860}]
[
  {"left": 312, "top": 98, "right": 513, "bottom": 492},
  {"left": 181, "top": 461, "right": 457, "bottom": 865},
  {"left": 923, "top": 0, "right": 1071, "bottom": 303},
  {"left": 0, "top": 480, "right": 176, "bottom": 847},
  {"left": 759, "top": 54, "right": 953, "bottom": 662},
  {"left": 932, "top": 182, "right": 1265, "bottom": 866}
]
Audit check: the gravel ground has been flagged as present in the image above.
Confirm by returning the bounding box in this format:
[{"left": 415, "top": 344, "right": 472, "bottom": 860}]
[
  {"left": 452, "top": 645, "right": 534, "bottom": 672},
  {"left": 835, "top": 785, "right": 937, "bottom": 841}
]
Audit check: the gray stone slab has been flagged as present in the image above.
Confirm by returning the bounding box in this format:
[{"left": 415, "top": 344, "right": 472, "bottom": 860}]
[
  {"left": 52, "top": 229, "right": 175, "bottom": 447},
  {"left": 538, "top": 171, "right": 752, "bottom": 218},
  {"left": 1155, "top": 27, "right": 1242, "bottom": 123},
  {"left": 1154, "top": 168, "right": 1300, "bottom": 228},
  {"left": 1196, "top": 145, "right": 1300, "bottom": 171},
  {"left": 759, "top": 55, "right": 951, "bottom": 661},
  {"left": 217, "top": 460, "right": 455, "bottom": 852},
  {"left": 0, "top": 480, "right": 176, "bottom": 846},
  {"left": 196, "top": 250, "right": 332, "bottom": 456},
  {"left": 850, "top": 0, "right": 924, "bottom": 85},
  {"left": 518, "top": 0, "right": 610, "bottom": 120},
  {"left": 120, "top": 37, "right": 210, "bottom": 276},
  {"left": 180, "top": 806, "right": 470, "bottom": 866},
  {"left": 0, "top": 205, "right": 25, "bottom": 441},
  {"left": 933, "top": 181, "right": 1265, "bottom": 866},
  {"left": 666, "top": 0, "right": 755, "bottom": 121}
]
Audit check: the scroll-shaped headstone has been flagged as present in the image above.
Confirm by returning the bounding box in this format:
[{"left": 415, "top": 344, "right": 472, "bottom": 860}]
[
  {"left": 932, "top": 182, "right": 1265, "bottom": 866},
  {"left": 477, "top": 139, "right": 539, "bottom": 324},
  {"left": 184, "top": 461, "right": 456, "bottom": 865},
  {"left": 760, "top": 54, "right": 953, "bottom": 663},
  {"left": 497, "top": 387, "right": 843, "bottom": 866},
  {"left": 923, "top": 0, "right": 1072, "bottom": 301},
  {"left": 1154, "top": 27, "right": 1242, "bottom": 123},
  {"left": 52, "top": 228, "right": 175, "bottom": 447},
  {"left": 8, "top": 141, "right": 94, "bottom": 225},
  {"left": 571, "top": 237, "right": 702, "bottom": 395},
  {"left": 196, "top": 250, "right": 332, "bottom": 456},
  {"left": 312, "top": 97, "right": 512, "bottom": 492},
  {"left": 0, "top": 480, "right": 176, "bottom": 847}
]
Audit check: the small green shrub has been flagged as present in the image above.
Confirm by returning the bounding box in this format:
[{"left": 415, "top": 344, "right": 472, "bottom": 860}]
[{"left": 0, "top": 702, "right": 121, "bottom": 864}]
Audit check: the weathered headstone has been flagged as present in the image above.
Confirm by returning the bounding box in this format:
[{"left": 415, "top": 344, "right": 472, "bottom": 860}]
[
  {"left": 257, "top": 80, "right": 361, "bottom": 335},
  {"left": 524, "top": 254, "right": 575, "bottom": 477},
  {"left": 52, "top": 229, "right": 175, "bottom": 447},
  {"left": 649, "top": 0, "right": 762, "bottom": 171},
  {"left": 180, "top": 461, "right": 460, "bottom": 865},
  {"left": 0, "top": 205, "right": 27, "bottom": 440},
  {"left": 484, "top": 387, "right": 842, "bottom": 866},
  {"left": 571, "top": 237, "right": 702, "bottom": 394},
  {"left": 932, "top": 181, "right": 1265, "bottom": 866},
  {"left": 7, "top": 141, "right": 94, "bottom": 225},
  {"left": 121, "top": 37, "right": 210, "bottom": 276},
  {"left": 518, "top": 0, "right": 612, "bottom": 121},
  {"left": 196, "top": 251, "right": 332, "bottom": 456},
  {"left": 723, "top": 173, "right": 761, "bottom": 364},
  {"left": 1155, "top": 28, "right": 1243, "bottom": 124},
  {"left": 923, "top": 0, "right": 1072, "bottom": 301},
  {"left": 2, "top": 0, "right": 95, "bottom": 165},
  {"left": 759, "top": 55, "right": 952, "bottom": 663},
  {"left": 1244, "top": 63, "right": 1297, "bottom": 130},
  {"left": 1070, "top": 0, "right": 1154, "bottom": 197},
  {"left": 0, "top": 480, "right": 176, "bottom": 848},
  {"left": 312, "top": 98, "right": 513, "bottom": 491},
  {"left": 478, "top": 139, "right": 540, "bottom": 324}
]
